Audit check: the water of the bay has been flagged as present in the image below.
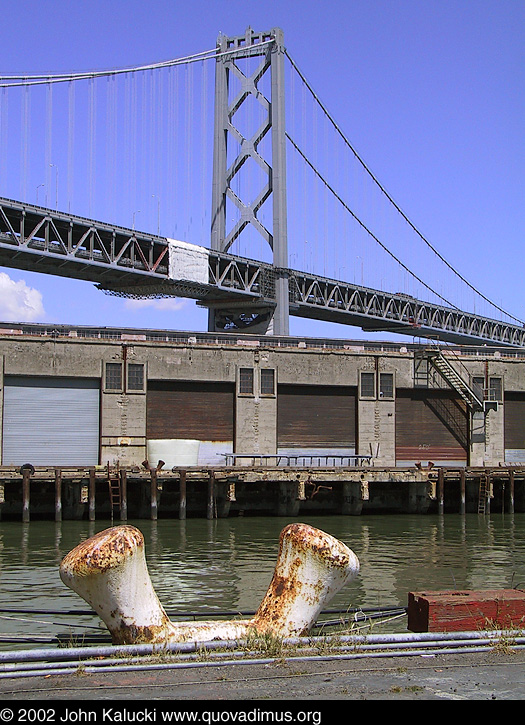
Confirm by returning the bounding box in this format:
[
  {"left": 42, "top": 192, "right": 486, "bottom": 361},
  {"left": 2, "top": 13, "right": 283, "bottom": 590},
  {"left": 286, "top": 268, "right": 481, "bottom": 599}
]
[{"left": 0, "top": 513, "right": 524, "bottom": 648}]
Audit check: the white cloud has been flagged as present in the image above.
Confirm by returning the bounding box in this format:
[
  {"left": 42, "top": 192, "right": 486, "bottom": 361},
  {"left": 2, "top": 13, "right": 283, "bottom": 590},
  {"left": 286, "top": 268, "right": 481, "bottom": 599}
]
[
  {"left": 0, "top": 272, "right": 45, "bottom": 322},
  {"left": 124, "top": 297, "right": 189, "bottom": 312}
]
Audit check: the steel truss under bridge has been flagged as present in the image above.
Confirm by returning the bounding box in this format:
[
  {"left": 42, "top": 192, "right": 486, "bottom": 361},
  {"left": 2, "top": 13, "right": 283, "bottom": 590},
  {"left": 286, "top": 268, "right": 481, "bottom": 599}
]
[{"left": 0, "top": 197, "right": 524, "bottom": 347}]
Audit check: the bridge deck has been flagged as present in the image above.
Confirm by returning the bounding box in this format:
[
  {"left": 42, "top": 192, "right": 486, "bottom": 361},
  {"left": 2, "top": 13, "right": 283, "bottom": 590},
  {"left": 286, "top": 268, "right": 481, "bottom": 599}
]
[{"left": 0, "top": 197, "right": 523, "bottom": 347}]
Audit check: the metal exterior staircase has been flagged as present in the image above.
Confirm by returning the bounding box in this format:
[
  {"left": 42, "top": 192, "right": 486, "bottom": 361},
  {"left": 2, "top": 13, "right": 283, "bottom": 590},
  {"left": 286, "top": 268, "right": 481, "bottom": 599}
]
[{"left": 421, "top": 349, "right": 484, "bottom": 411}]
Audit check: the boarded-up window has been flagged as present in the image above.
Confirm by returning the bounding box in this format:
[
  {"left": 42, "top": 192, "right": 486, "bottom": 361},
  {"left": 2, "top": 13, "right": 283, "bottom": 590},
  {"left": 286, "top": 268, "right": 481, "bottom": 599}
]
[{"left": 277, "top": 385, "right": 356, "bottom": 448}]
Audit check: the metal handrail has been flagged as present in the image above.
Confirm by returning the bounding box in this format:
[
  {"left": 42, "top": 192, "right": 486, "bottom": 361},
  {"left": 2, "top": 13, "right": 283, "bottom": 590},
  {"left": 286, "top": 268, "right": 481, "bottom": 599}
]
[{"left": 221, "top": 453, "right": 372, "bottom": 467}]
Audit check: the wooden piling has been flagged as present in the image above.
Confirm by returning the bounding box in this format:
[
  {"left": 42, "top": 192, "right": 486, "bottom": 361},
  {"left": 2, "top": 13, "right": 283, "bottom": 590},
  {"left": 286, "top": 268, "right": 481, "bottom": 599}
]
[
  {"left": 150, "top": 469, "right": 158, "bottom": 521},
  {"left": 207, "top": 470, "right": 216, "bottom": 519},
  {"left": 120, "top": 468, "right": 127, "bottom": 521},
  {"left": 459, "top": 469, "right": 466, "bottom": 515},
  {"left": 509, "top": 470, "right": 515, "bottom": 514},
  {"left": 438, "top": 468, "right": 444, "bottom": 515},
  {"left": 88, "top": 468, "right": 96, "bottom": 521},
  {"left": 22, "top": 469, "right": 31, "bottom": 523},
  {"left": 54, "top": 468, "right": 62, "bottom": 522},
  {"left": 179, "top": 469, "right": 187, "bottom": 520}
]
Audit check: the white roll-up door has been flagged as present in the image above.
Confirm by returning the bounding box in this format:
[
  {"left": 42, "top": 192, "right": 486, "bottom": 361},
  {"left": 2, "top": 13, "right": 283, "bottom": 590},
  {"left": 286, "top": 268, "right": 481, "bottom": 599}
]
[{"left": 2, "top": 376, "right": 100, "bottom": 466}]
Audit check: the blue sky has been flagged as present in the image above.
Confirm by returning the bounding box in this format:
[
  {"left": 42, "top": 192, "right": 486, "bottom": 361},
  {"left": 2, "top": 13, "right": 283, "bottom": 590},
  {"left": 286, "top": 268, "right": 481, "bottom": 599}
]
[{"left": 0, "top": 0, "right": 523, "bottom": 341}]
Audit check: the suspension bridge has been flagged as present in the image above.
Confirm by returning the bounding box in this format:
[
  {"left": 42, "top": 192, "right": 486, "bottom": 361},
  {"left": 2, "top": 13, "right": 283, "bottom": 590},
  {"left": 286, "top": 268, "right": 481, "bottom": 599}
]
[{"left": 0, "top": 27, "right": 522, "bottom": 346}]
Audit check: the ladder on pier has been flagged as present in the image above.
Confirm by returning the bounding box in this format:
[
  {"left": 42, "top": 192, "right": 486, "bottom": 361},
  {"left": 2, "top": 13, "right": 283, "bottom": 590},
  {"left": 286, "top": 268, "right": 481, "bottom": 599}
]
[
  {"left": 107, "top": 463, "right": 122, "bottom": 520},
  {"left": 478, "top": 474, "right": 489, "bottom": 514}
]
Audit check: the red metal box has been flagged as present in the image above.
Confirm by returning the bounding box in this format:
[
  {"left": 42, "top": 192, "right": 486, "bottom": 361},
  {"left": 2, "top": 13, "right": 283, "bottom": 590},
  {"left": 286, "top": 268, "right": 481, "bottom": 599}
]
[{"left": 408, "top": 590, "right": 525, "bottom": 632}]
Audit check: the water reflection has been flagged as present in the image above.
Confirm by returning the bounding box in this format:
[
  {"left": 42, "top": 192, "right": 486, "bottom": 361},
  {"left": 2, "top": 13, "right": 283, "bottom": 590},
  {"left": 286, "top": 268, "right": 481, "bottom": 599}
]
[{"left": 0, "top": 514, "right": 524, "bottom": 647}]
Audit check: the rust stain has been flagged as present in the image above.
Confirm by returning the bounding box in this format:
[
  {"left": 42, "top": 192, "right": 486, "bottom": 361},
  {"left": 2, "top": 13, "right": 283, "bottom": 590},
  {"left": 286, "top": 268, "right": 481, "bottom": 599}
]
[{"left": 60, "top": 525, "right": 144, "bottom": 577}]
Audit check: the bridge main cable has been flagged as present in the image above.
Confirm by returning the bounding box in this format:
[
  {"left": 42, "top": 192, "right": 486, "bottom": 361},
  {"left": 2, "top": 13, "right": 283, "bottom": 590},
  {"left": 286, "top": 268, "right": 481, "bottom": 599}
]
[
  {"left": 285, "top": 50, "right": 523, "bottom": 326},
  {"left": 0, "top": 38, "right": 274, "bottom": 87}
]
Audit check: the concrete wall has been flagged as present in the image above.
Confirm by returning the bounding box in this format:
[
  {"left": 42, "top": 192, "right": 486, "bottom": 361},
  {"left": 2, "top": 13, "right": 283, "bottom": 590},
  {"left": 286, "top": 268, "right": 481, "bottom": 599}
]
[{"left": 0, "top": 328, "right": 524, "bottom": 468}]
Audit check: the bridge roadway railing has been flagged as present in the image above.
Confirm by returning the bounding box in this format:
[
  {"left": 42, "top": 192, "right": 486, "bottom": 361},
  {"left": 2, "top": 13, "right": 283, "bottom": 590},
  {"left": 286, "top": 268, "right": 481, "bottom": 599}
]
[{"left": 0, "top": 196, "right": 524, "bottom": 347}]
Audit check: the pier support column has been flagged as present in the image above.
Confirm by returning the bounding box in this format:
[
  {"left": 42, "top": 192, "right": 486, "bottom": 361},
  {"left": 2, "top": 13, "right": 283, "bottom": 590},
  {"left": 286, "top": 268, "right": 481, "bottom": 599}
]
[
  {"left": 120, "top": 468, "right": 127, "bottom": 521},
  {"left": 341, "top": 481, "right": 364, "bottom": 516},
  {"left": 179, "top": 470, "right": 187, "bottom": 520},
  {"left": 460, "top": 469, "right": 466, "bottom": 515},
  {"left": 22, "top": 467, "right": 31, "bottom": 523},
  {"left": 407, "top": 479, "right": 430, "bottom": 514},
  {"left": 438, "top": 468, "right": 445, "bottom": 515},
  {"left": 150, "top": 469, "right": 158, "bottom": 521},
  {"left": 215, "top": 480, "right": 233, "bottom": 518},
  {"left": 509, "top": 471, "right": 515, "bottom": 514},
  {"left": 88, "top": 468, "right": 96, "bottom": 522},
  {"left": 55, "top": 469, "right": 62, "bottom": 522},
  {"left": 276, "top": 481, "right": 300, "bottom": 516},
  {"left": 207, "top": 471, "right": 216, "bottom": 520}
]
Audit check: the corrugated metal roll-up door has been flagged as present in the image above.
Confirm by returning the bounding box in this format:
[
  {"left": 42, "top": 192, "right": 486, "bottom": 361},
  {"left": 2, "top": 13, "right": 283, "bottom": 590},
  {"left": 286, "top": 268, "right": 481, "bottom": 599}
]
[
  {"left": 2, "top": 376, "right": 100, "bottom": 466},
  {"left": 395, "top": 389, "right": 468, "bottom": 466},
  {"left": 277, "top": 384, "right": 357, "bottom": 459},
  {"left": 146, "top": 380, "right": 235, "bottom": 465},
  {"left": 504, "top": 393, "right": 525, "bottom": 462}
]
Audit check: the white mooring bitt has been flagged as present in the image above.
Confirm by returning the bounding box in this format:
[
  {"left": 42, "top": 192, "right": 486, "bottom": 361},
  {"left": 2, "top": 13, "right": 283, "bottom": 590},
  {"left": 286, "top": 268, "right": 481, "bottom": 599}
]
[{"left": 59, "top": 523, "right": 360, "bottom": 645}]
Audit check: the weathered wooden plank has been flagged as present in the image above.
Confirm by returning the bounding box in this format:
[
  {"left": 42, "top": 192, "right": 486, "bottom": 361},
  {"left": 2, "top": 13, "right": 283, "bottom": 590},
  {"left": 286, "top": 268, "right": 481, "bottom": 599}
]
[{"left": 408, "top": 589, "right": 525, "bottom": 632}]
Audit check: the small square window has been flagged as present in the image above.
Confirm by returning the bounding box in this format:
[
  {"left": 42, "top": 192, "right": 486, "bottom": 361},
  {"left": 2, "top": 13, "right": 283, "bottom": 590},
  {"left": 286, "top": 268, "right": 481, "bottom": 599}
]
[
  {"left": 239, "top": 368, "right": 254, "bottom": 395},
  {"left": 127, "top": 363, "right": 145, "bottom": 392},
  {"left": 260, "top": 369, "right": 275, "bottom": 396},
  {"left": 379, "top": 373, "right": 394, "bottom": 399},
  {"left": 360, "top": 371, "right": 375, "bottom": 399},
  {"left": 105, "top": 362, "right": 123, "bottom": 391}
]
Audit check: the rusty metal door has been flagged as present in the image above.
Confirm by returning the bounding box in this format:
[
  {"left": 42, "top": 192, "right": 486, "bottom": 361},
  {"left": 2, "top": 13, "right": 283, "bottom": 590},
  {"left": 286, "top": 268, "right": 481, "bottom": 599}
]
[
  {"left": 504, "top": 393, "right": 525, "bottom": 463},
  {"left": 395, "top": 389, "right": 468, "bottom": 466},
  {"left": 277, "top": 384, "right": 357, "bottom": 455},
  {"left": 146, "top": 380, "right": 235, "bottom": 464}
]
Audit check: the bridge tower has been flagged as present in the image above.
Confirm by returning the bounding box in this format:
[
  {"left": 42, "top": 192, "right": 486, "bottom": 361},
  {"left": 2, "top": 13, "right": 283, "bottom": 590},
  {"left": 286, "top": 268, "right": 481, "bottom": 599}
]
[{"left": 207, "top": 27, "right": 289, "bottom": 335}]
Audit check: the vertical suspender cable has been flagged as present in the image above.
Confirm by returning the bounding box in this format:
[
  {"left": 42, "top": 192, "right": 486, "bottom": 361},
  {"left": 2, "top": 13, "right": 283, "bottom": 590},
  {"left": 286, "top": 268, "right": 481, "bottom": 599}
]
[
  {"left": 88, "top": 76, "right": 96, "bottom": 217},
  {"left": 287, "top": 60, "right": 296, "bottom": 271},
  {"left": 130, "top": 73, "right": 137, "bottom": 225},
  {"left": 21, "top": 84, "right": 30, "bottom": 202},
  {"left": 105, "top": 75, "right": 117, "bottom": 225},
  {"left": 0, "top": 88, "right": 7, "bottom": 191},
  {"left": 45, "top": 82, "right": 52, "bottom": 207},
  {"left": 140, "top": 71, "right": 148, "bottom": 223},
  {"left": 200, "top": 59, "right": 208, "bottom": 243},
  {"left": 170, "top": 67, "right": 179, "bottom": 238},
  {"left": 185, "top": 63, "right": 193, "bottom": 241},
  {"left": 156, "top": 67, "right": 163, "bottom": 236},
  {"left": 301, "top": 81, "right": 307, "bottom": 272},
  {"left": 67, "top": 80, "right": 75, "bottom": 214}
]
